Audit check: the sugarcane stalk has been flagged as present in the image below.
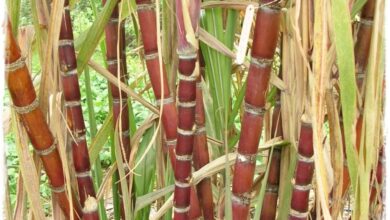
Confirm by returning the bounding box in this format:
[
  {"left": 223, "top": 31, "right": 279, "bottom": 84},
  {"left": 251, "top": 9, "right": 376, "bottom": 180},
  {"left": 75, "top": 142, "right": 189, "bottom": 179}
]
[
  {"left": 135, "top": 0, "right": 201, "bottom": 218},
  {"left": 102, "top": 0, "right": 132, "bottom": 216},
  {"left": 135, "top": 0, "right": 177, "bottom": 168},
  {"left": 260, "top": 93, "right": 282, "bottom": 220},
  {"left": 231, "top": 1, "right": 281, "bottom": 219},
  {"left": 173, "top": 0, "right": 201, "bottom": 219},
  {"left": 193, "top": 53, "right": 214, "bottom": 220},
  {"left": 289, "top": 119, "right": 314, "bottom": 220},
  {"left": 58, "top": 2, "right": 98, "bottom": 216},
  {"left": 102, "top": 0, "right": 131, "bottom": 161},
  {"left": 5, "top": 18, "right": 81, "bottom": 220}
]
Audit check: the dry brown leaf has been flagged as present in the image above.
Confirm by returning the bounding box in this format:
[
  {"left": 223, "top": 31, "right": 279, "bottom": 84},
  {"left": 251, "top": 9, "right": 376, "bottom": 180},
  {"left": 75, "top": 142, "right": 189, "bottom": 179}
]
[
  {"left": 12, "top": 172, "right": 27, "bottom": 220},
  {"left": 12, "top": 112, "right": 46, "bottom": 220}
]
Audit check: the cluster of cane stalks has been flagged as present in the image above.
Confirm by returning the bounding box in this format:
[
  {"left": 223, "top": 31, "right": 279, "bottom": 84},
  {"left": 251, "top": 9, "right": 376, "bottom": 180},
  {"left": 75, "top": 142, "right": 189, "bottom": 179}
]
[{"left": 4, "top": 0, "right": 384, "bottom": 219}]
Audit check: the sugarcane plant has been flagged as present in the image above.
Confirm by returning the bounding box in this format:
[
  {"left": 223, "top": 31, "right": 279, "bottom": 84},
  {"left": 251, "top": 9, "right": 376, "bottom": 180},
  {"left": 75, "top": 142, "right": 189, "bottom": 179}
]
[
  {"left": 231, "top": 1, "right": 281, "bottom": 219},
  {"left": 134, "top": 0, "right": 179, "bottom": 186},
  {"left": 3, "top": 0, "right": 385, "bottom": 219},
  {"left": 289, "top": 117, "right": 314, "bottom": 220},
  {"left": 134, "top": 0, "right": 201, "bottom": 218},
  {"left": 58, "top": 1, "right": 98, "bottom": 216},
  {"left": 173, "top": 0, "right": 201, "bottom": 219},
  {"left": 5, "top": 18, "right": 81, "bottom": 219},
  {"left": 102, "top": 0, "right": 132, "bottom": 217}
]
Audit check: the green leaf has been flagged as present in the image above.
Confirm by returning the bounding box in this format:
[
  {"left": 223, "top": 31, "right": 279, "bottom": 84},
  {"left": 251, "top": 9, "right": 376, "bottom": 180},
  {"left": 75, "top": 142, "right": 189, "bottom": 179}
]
[
  {"left": 120, "top": 0, "right": 137, "bottom": 22},
  {"left": 228, "top": 81, "right": 246, "bottom": 129},
  {"left": 6, "top": 0, "right": 21, "bottom": 36},
  {"left": 85, "top": 67, "right": 108, "bottom": 220},
  {"left": 76, "top": 0, "right": 119, "bottom": 73},
  {"left": 331, "top": 0, "right": 358, "bottom": 192},
  {"left": 254, "top": 148, "right": 275, "bottom": 219},
  {"left": 134, "top": 125, "right": 156, "bottom": 219},
  {"left": 89, "top": 112, "right": 113, "bottom": 163}
]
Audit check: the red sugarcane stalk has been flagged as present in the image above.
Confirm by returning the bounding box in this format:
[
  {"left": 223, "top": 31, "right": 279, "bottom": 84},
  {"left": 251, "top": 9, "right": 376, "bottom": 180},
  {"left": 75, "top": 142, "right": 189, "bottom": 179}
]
[
  {"left": 173, "top": 0, "right": 201, "bottom": 219},
  {"left": 289, "top": 119, "right": 314, "bottom": 220},
  {"left": 231, "top": 1, "right": 281, "bottom": 219},
  {"left": 102, "top": 1, "right": 132, "bottom": 212},
  {"left": 58, "top": 2, "right": 98, "bottom": 215},
  {"left": 260, "top": 94, "right": 282, "bottom": 220},
  {"left": 135, "top": 0, "right": 201, "bottom": 218},
  {"left": 5, "top": 18, "right": 81, "bottom": 220},
  {"left": 193, "top": 53, "right": 214, "bottom": 220},
  {"left": 134, "top": 0, "right": 177, "bottom": 167},
  {"left": 103, "top": 0, "right": 131, "bottom": 162}
]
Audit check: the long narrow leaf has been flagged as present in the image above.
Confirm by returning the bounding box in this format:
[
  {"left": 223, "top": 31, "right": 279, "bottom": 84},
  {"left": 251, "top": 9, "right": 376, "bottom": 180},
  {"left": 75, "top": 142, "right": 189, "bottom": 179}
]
[
  {"left": 331, "top": 0, "right": 359, "bottom": 192},
  {"left": 89, "top": 112, "right": 113, "bottom": 164},
  {"left": 76, "top": 0, "right": 119, "bottom": 73}
]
